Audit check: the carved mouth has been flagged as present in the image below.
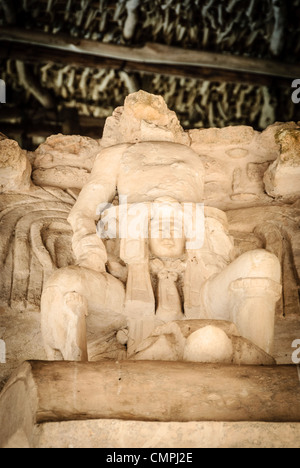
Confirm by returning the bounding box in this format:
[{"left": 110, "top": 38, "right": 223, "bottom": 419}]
[{"left": 160, "top": 239, "right": 175, "bottom": 246}]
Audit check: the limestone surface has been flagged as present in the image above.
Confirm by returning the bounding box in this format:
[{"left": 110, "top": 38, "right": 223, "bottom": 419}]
[
  {"left": 264, "top": 127, "right": 300, "bottom": 200},
  {"left": 0, "top": 91, "right": 299, "bottom": 449}
]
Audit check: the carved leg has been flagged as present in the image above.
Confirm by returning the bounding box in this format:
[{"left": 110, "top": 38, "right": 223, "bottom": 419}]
[
  {"left": 41, "top": 266, "right": 126, "bottom": 362},
  {"left": 202, "top": 249, "right": 282, "bottom": 353},
  {"left": 41, "top": 286, "right": 67, "bottom": 361},
  {"left": 41, "top": 286, "right": 88, "bottom": 361}
]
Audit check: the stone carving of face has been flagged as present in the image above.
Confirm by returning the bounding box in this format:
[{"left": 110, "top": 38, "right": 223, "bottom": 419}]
[
  {"left": 149, "top": 212, "right": 186, "bottom": 259},
  {"left": 149, "top": 229, "right": 185, "bottom": 259}
]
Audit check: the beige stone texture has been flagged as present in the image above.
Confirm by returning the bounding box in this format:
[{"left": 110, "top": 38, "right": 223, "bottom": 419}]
[
  {"left": 1, "top": 360, "right": 300, "bottom": 448},
  {"left": 39, "top": 109, "right": 283, "bottom": 360},
  {"left": 264, "top": 127, "right": 300, "bottom": 200},
  {"left": 32, "top": 134, "right": 101, "bottom": 190},
  {"left": 132, "top": 320, "right": 275, "bottom": 365},
  {"left": 188, "top": 122, "right": 299, "bottom": 210},
  {"left": 0, "top": 135, "right": 32, "bottom": 192},
  {"left": 0, "top": 307, "right": 46, "bottom": 393},
  {"left": 35, "top": 420, "right": 300, "bottom": 449},
  {"left": 0, "top": 91, "right": 299, "bottom": 448},
  {"left": 101, "top": 90, "right": 190, "bottom": 147}
]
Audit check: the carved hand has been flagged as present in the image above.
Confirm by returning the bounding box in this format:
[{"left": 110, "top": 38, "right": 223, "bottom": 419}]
[{"left": 72, "top": 233, "right": 107, "bottom": 273}]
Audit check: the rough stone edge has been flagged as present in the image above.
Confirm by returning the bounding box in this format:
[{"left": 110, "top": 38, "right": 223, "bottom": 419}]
[
  {"left": 0, "top": 361, "right": 38, "bottom": 448},
  {"left": 33, "top": 419, "right": 300, "bottom": 449}
]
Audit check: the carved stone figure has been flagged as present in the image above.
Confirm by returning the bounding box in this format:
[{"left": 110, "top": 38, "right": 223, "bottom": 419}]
[
  {"left": 1, "top": 91, "right": 300, "bottom": 449},
  {"left": 40, "top": 94, "right": 282, "bottom": 361}
]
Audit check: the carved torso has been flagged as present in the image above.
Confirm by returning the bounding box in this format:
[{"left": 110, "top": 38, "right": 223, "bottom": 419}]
[{"left": 117, "top": 142, "right": 205, "bottom": 203}]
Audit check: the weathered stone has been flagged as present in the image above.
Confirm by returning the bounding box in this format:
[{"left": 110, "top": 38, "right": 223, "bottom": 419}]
[
  {"left": 35, "top": 420, "right": 300, "bottom": 449},
  {"left": 32, "top": 134, "right": 101, "bottom": 189},
  {"left": 0, "top": 91, "right": 299, "bottom": 449},
  {"left": 132, "top": 320, "right": 275, "bottom": 365},
  {"left": 0, "top": 137, "right": 32, "bottom": 192},
  {"left": 101, "top": 90, "right": 190, "bottom": 147},
  {"left": 264, "top": 127, "right": 300, "bottom": 199},
  {"left": 1, "top": 360, "right": 300, "bottom": 448}
]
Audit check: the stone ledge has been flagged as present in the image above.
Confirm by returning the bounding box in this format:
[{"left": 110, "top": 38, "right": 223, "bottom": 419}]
[
  {"left": 34, "top": 420, "right": 300, "bottom": 449},
  {"left": 1, "top": 360, "right": 300, "bottom": 448}
]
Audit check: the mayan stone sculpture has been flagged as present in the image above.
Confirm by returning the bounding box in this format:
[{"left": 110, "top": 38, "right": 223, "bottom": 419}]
[
  {"left": 0, "top": 91, "right": 299, "bottom": 375},
  {"left": 39, "top": 91, "right": 283, "bottom": 364},
  {"left": 1, "top": 91, "right": 300, "bottom": 449}
]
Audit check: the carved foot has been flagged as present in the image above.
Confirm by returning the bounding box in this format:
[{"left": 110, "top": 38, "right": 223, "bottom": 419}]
[
  {"left": 64, "top": 292, "right": 89, "bottom": 317},
  {"left": 229, "top": 277, "right": 282, "bottom": 354}
]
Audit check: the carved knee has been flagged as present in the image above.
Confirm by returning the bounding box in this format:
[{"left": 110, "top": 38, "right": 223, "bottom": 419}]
[
  {"left": 230, "top": 277, "right": 282, "bottom": 302},
  {"left": 239, "top": 249, "right": 281, "bottom": 283},
  {"left": 43, "top": 265, "right": 83, "bottom": 291}
]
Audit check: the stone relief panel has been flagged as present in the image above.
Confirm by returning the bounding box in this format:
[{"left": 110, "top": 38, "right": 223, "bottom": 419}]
[
  {"left": 227, "top": 204, "right": 300, "bottom": 318},
  {"left": 38, "top": 91, "right": 283, "bottom": 366},
  {"left": 0, "top": 192, "right": 75, "bottom": 311},
  {"left": 0, "top": 91, "right": 299, "bottom": 390}
]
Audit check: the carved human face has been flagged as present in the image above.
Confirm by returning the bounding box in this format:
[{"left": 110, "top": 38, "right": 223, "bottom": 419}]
[{"left": 149, "top": 218, "right": 185, "bottom": 258}]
